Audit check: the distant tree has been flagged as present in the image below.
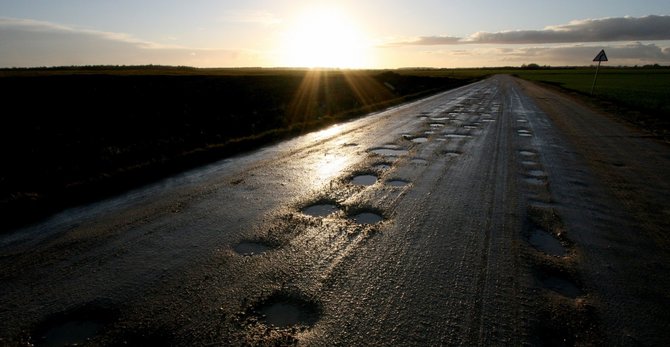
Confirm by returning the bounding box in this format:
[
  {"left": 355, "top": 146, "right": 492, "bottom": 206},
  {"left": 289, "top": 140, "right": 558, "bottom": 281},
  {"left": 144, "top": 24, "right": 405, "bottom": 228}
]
[{"left": 521, "top": 63, "right": 541, "bottom": 70}]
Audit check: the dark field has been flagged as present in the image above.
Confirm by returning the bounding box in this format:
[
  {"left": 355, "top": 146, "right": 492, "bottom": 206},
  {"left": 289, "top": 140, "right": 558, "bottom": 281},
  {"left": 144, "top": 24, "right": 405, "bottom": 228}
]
[{"left": 0, "top": 67, "right": 476, "bottom": 231}]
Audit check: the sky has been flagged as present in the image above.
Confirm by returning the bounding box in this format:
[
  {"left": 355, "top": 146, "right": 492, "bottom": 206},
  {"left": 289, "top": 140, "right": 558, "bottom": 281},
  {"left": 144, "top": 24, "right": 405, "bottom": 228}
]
[{"left": 1, "top": 0, "right": 669, "bottom": 68}]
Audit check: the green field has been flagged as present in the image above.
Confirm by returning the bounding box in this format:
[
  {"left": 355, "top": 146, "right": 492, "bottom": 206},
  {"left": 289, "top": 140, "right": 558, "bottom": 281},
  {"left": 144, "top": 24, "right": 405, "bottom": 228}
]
[{"left": 513, "top": 68, "right": 670, "bottom": 116}]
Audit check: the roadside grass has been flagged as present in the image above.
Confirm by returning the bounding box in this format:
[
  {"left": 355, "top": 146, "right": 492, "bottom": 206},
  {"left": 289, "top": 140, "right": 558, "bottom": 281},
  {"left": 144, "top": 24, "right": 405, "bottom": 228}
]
[{"left": 512, "top": 68, "right": 670, "bottom": 117}]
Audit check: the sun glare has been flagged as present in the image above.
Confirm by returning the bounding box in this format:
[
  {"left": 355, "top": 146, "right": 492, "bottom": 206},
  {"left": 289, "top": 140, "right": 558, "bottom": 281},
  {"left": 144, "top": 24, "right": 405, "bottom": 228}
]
[{"left": 280, "top": 7, "right": 371, "bottom": 68}]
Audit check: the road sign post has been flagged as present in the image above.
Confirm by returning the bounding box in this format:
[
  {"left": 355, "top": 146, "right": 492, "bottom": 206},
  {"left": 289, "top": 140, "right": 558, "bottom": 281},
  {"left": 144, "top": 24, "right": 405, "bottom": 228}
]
[{"left": 591, "top": 49, "right": 608, "bottom": 95}]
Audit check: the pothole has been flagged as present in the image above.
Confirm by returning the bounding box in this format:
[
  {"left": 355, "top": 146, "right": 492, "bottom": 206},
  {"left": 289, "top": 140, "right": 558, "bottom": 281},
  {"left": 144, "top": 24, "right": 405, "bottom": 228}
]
[
  {"left": 411, "top": 137, "right": 429, "bottom": 143},
  {"left": 34, "top": 320, "right": 104, "bottom": 347},
  {"left": 443, "top": 150, "right": 462, "bottom": 157},
  {"left": 386, "top": 179, "right": 410, "bottom": 187},
  {"left": 234, "top": 241, "right": 272, "bottom": 256},
  {"left": 528, "top": 229, "right": 567, "bottom": 257},
  {"left": 541, "top": 276, "right": 583, "bottom": 298},
  {"left": 370, "top": 147, "right": 409, "bottom": 156},
  {"left": 444, "top": 134, "right": 471, "bottom": 138},
  {"left": 519, "top": 150, "right": 536, "bottom": 157},
  {"left": 302, "top": 203, "right": 339, "bottom": 217},
  {"left": 254, "top": 294, "right": 320, "bottom": 329},
  {"left": 410, "top": 158, "right": 428, "bottom": 165},
  {"left": 528, "top": 170, "right": 547, "bottom": 177},
  {"left": 351, "top": 212, "right": 383, "bottom": 225},
  {"left": 430, "top": 123, "right": 445, "bottom": 128},
  {"left": 352, "top": 174, "right": 377, "bottom": 186},
  {"left": 32, "top": 303, "right": 117, "bottom": 347},
  {"left": 525, "top": 177, "right": 546, "bottom": 185},
  {"left": 522, "top": 161, "right": 538, "bottom": 166}
]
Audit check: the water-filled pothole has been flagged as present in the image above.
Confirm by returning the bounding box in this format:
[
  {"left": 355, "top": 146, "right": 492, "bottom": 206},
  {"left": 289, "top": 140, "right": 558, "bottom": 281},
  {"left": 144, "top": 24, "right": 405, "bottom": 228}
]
[
  {"left": 234, "top": 241, "right": 272, "bottom": 256},
  {"left": 35, "top": 320, "right": 104, "bottom": 347},
  {"left": 542, "top": 276, "right": 583, "bottom": 298},
  {"left": 528, "top": 170, "right": 547, "bottom": 177},
  {"left": 370, "top": 147, "right": 409, "bottom": 156},
  {"left": 255, "top": 294, "right": 320, "bottom": 329},
  {"left": 411, "top": 137, "right": 428, "bottom": 143},
  {"left": 444, "top": 134, "right": 471, "bottom": 138},
  {"left": 32, "top": 303, "right": 116, "bottom": 347},
  {"left": 302, "top": 204, "right": 339, "bottom": 217},
  {"left": 430, "top": 123, "right": 445, "bottom": 128},
  {"left": 519, "top": 150, "right": 536, "bottom": 157},
  {"left": 522, "top": 161, "right": 538, "bottom": 166},
  {"left": 351, "top": 212, "right": 383, "bottom": 225},
  {"left": 387, "top": 179, "right": 409, "bottom": 187},
  {"left": 528, "top": 229, "right": 567, "bottom": 257},
  {"left": 525, "top": 177, "right": 546, "bottom": 185},
  {"left": 352, "top": 175, "right": 377, "bottom": 186},
  {"left": 411, "top": 158, "right": 428, "bottom": 165}
]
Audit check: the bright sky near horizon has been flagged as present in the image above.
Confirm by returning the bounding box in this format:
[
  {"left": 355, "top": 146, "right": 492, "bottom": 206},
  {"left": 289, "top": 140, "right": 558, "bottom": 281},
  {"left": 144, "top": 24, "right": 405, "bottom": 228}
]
[{"left": 1, "top": 0, "right": 669, "bottom": 68}]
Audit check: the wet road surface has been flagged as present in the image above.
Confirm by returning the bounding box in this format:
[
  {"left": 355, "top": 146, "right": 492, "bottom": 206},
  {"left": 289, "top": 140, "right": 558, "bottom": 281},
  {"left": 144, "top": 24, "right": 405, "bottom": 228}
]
[{"left": 1, "top": 75, "right": 669, "bottom": 346}]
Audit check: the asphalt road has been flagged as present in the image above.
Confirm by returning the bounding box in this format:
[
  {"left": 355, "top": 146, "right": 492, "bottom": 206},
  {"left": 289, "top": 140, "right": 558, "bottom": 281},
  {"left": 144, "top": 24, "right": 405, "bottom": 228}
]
[{"left": 1, "top": 75, "right": 668, "bottom": 346}]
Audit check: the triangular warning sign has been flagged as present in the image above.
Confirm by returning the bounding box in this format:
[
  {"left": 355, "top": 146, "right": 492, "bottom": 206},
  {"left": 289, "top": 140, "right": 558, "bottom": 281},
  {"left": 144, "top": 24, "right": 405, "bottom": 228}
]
[{"left": 593, "top": 49, "right": 608, "bottom": 62}]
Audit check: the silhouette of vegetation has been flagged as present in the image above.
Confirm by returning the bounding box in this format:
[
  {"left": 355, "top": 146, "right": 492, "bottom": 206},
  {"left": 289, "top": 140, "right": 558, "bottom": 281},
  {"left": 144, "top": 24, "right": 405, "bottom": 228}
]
[{"left": 0, "top": 67, "right": 477, "bottom": 231}]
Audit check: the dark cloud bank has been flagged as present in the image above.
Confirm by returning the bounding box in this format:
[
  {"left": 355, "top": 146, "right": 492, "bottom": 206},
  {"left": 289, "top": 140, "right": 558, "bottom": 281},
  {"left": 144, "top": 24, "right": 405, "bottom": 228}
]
[{"left": 395, "top": 15, "right": 670, "bottom": 45}]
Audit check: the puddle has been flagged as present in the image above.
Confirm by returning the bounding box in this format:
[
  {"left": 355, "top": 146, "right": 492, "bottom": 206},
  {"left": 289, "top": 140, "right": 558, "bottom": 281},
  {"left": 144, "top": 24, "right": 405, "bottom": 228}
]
[
  {"left": 542, "top": 276, "right": 583, "bottom": 298},
  {"left": 352, "top": 175, "right": 377, "bottom": 186},
  {"left": 424, "top": 131, "right": 435, "bottom": 135},
  {"left": 430, "top": 117, "right": 449, "bottom": 121},
  {"left": 528, "top": 170, "right": 547, "bottom": 177},
  {"left": 418, "top": 116, "right": 428, "bottom": 120},
  {"left": 525, "top": 177, "right": 546, "bottom": 185},
  {"left": 518, "top": 133, "right": 533, "bottom": 137},
  {"left": 32, "top": 304, "right": 116, "bottom": 347},
  {"left": 430, "top": 123, "right": 445, "bottom": 128},
  {"left": 410, "top": 158, "right": 428, "bottom": 165},
  {"left": 519, "top": 150, "right": 536, "bottom": 157},
  {"left": 411, "top": 137, "right": 428, "bottom": 143},
  {"left": 463, "top": 125, "right": 478, "bottom": 130},
  {"left": 351, "top": 212, "right": 383, "bottom": 224},
  {"left": 443, "top": 151, "right": 461, "bottom": 157},
  {"left": 518, "top": 129, "right": 531, "bottom": 134},
  {"left": 234, "top": 241, "right": 271, "bottom": 256},
  {"left": 34, "top": 320, "right": 104, "bottom": 347},
  {"left": 481, "top": 119, "right": 496, "bottom": 122},
  {"left": 386, "top": 179, "right": 409, "bottom": 187},
  {"left": 302, "top": 204, "right": 339, "bottom": 217},
  {"left": 517, "top": 119, "right": 528, "bottom": 122},
  {"left": 370, "top": 147, "right": 409, "bottom": 156},
  {"left": 444, "top": 134, "right": 471, "bottom": 138},
  {"left": 528, "top": 229, "right": 567, "bottom": 256},
  {"left": 522, "top": 161, "right": 537, "bottom": 166},
  {"left": 256, "top": 294, "right": 320, "bottom": 329}
]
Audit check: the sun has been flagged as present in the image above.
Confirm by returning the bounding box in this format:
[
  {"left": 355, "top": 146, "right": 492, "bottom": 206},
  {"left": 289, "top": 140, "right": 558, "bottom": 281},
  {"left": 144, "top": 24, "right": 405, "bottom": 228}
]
[{"left": 280, "top": 6, "right": 371, "bottom": 68}]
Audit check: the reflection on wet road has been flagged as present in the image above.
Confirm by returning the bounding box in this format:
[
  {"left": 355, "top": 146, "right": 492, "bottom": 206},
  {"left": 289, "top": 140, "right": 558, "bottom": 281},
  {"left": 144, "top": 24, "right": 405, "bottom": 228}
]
[{"left": 1, "top": 76, "right": 669, "bottom": 345}]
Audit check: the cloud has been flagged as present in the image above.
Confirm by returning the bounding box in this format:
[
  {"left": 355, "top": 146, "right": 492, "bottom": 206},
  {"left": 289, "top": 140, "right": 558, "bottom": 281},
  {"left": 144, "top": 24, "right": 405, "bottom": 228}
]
[
  {"left": 0, "top": 17, "right": 262, "bottom": 67},
  {"left": 387, "top": 15, "right": 670, "bottom": 46},
  {"left": 385, "top": 35, "right": 461, "bottom": 46},
  {"left": 220, "top": 10, "right": 282, "bottom": 26},
  {"left": 415, "top": 42, "right": 670, "bottom": 67}
]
